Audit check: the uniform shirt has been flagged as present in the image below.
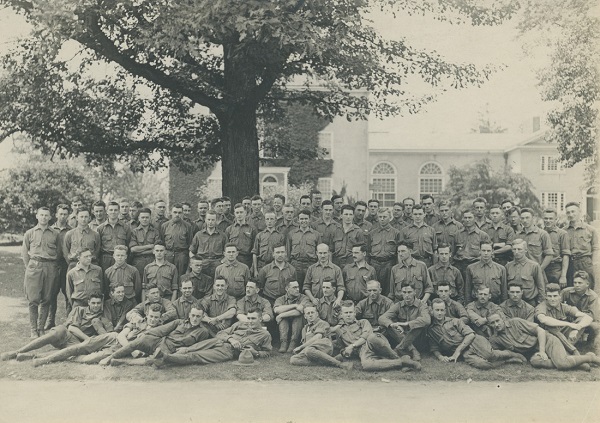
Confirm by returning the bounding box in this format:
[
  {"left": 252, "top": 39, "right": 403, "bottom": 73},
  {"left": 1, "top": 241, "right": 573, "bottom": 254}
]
[
  {"left": 152, "top": 215, "right": 169, "bottom": 229},
  {"left": 276, "top": 221, "right": 298, "bottom": 239},
  {"left": 465, "top": 260, "right": 507, "bottom": 303},
  {"left": 427, "top": 317, "right": 475, "bottom": 355},
  {"left": 51, "top": 223, "right": 70, "bottom": 263},
  {"left": 379, "top": 298, "right": 431, "bottom": 329},
  {"left": 489, "top": 318, "right": 541, "bottom": 353},
  {"left": 403, "top": 223, "right": 437, "bottom": 259},
  {"left": 216, "top": 321, "right": 273, "bottom": 356},
  {"left": 302, "top": 318, "right": 331, "bottom": 343},
  {"left": 129, "top": 224, "right": 161, "bottom": 257},
  {"left": 105, "top": 262, "right": 142, "bottom": 300},
  {"left": 561, "top": 287, "right": 600, "bottom": 321},
  {"left": 143, "top": 261, "right": 179, "bottom": 297},
  {"left": 534, "top": 301, "right": 580, "bottom": 325},
  {"left": 342, "top": 261, "right": 377, "bottom": 302},
  {"left": 544, "top": 226, "right": 571, "bottom": 263},
  {"left": 516, "top": 225, "right": 553, "bottom": 265},
  {"left": 424, "top": 212, "right": 440, "bottom": 227},
  {"left": 236, "top": 295, "right": 274, "bottom": 321},
  {"left": 317, "top": 296, "right": 340, "bottom": 326},
  {"left": 442, "top": 298, "right": 469, "bottom": 324},
  {"left": 97, "top": 220, "right": 131, "bottom": 254},
  {"left": 180, "top": 271, "right": 213, "bottom": 301},
  {"left": 368, "top": 224, "right": 402, "bottom": 260},
  {"left": 215, "top": 216, "right": 232, "bottom": 234},
  {"left": 390, "top": 218, "right": 407, "bottom": 232},
  {"left": 287, "top": 227, "right": 322, "bottom": 262},
  {"left": 355, "top": 295, "right": 394, "bottom": 327},
  {"left": 66, "top": 264, "right": 104, "bottom": 303},
  {"left": 474, "top": 218, "right": 492, "bottom": 232},
  {"left": 63, "top": 226, "right": 102, "bottom": 263},
  {"left": 161, "top": 220, "right": 193, "bottom": 251},
  {"left": 366, "top": 214, "right": 378, "bottom": 225},
  {"left": 389, "top": 258, "right": 433, "bottom": 302},
  {"left": 89, "top": 218, "right": 107, "bottom": 232},
  {"left": 466, "top": 301, "right": 504, "bottom": 324},
  {"left": 189, "top": 228, "right": 227, "bottom": 259},
  {"left": 22, "top": 224, "right": 60, "bottom": 263},
  {"left": 257, "top": 261, "right": 297, "bottom": 300},
  {"left": 453, "top": 227, "right": 491, "bottom": 262},
  {"left": 192, "top": 216, "right": 205, "bottom": 235},
  {"left": 432, "top": 218, "right": 463, "bottom": 252},
  {"left": 248, "top": 211, "right": 266, "bottom": 232},
  {"left": 172, "top": 295, "right": 199, "bottom": 320},
  {"left": 103, "top": 297, "right": 136, "bottom": 327},
  {"left": 274, "top": 293, "right": 312, "bottom": 310},
  {"left": 146, "top": 319, "right": 212, "bottom": 352},
  {"left": 484, "top": 222, "right": 516, "bottom": 262},
  {"left": 65, "top": 306, "right": 113, "bottom": 336},
  {"left": 506, "top": 257, "right": 545, "bottom": 304},
  {"left": 566, "top": 221, "right": 598, "bottom": 257},
  {"left": 335, "top": 319, "right": 373, "bottom": 347},
  {"left": 251, "top": 228, "right": 286, "bottom": 265},
  {"left": 199, "top": 293, "right": 237, "bottom": 328},
  {"left": 304, "top": 260, "right": 345, "bottom": 298},
  {"left": 499, "top": 299, "right": 535, "bottom": 322},
  {"left": 428, "top": 262, "right": 464, "bottom": 302},
  {"left": 332, "top": 224, "right": 367, "bottom": 262},
  {"left": 225, "top": 221, "right": 257, "bottom": 256},
  {"left": 311, "top": 219, "right": 341, "bottom": 252},
  {"left": 215, "top": 260, "right": 252, "bottom": 299},
  {"left": 128, "top": 298, "right": 177, "bottom": 323},
  {"left": 353, "top": 218, "right": 372, "bottom": 235}
]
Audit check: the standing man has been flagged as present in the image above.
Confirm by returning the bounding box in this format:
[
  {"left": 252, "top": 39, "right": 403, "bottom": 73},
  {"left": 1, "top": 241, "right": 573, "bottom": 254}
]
[
  {"left": 215, "top": 243, "right": 252, "bottom": 300},
  {"left": 311, "top": 191, "right": 323, "bottom": 220},
  {"left": 403, "top": 205, "right": 437, "bottom": 267},
  {"left": 342, "top": 244, "right": 376, "bottom": 303},
  {"left": 366, "top": 199, "right": 380, "bottom": 225},
  {"left": 257, "top": 244, "right": 297, "bottom": 305},
  {"left": 499, "top": 283, "right": 535, "bottom": 322},
  {"left": 47, "top": 204, "right": 71, "bottom": 329},
  {"left": 452, "top": 209, "right": 491, "bottom": 282},
  {"left": 353, "top": 201, "right": 372, "bottom": 234},
  {"left": 129, "top": 207, "right": 161, "bottom": 283},
  {"left": 104, "top": 245, "right": 142, "bottom": 303},
  {"left": 118, "top": 199, "right": 130, "bottom": 223},
  {"left": 277, "top": 204, "right": 298, "bottom": 239},
  {"left": 332, "top": 205, "right": 366, "bottom": 268},
  {"left": 465, "top": 241, "right": 507, "bottom": 305},
  {"left": 152, "top": 199, "right": 169, "bottom": 228},
  {"left": 402, "top": 197, "right": 415, "bottom": 224},
  {"left": 505, "top": 239, "right": 546, "bottom": 306},
  {"left": 221, "top": 196, "right": 233, "bottom": 221},
  {"left": 189, "top": 210, "right": 227, "bottom": 278},
  {"left": 508, "top": 206, "right": 523, "bottom": 234},
  {"left": 304, "top": 244, "right": 344, "bottom": 305},
  {"left": 286, "top": 209, "right": 321, "bottom": 290},
  {"left": 248, "top": 195, "right": 266, "bottom": 232},
  {"left": 129, "top": 201, "right": 142, "bottom": 227},
  {"left": 272, "top": 194, "right": 286, "bottom": 225},
  {"left": 516, "top": 208, "right": 554, "bottom": 278},
  {"left": 97, "top": 201, "right": 131, "bottom": 272},
  {"left": 565, "top": 201, "right": 598, "bottom": 289},
  {"left": 193, "top": 199, "right": 209, "bottom": 234},
  {"left": 311, "top": 200, "right": 340, "bottom": 254},
  {"left": 428, "top": 243, "right": 464, "bottom": 303},
  {"left": 22, "top": 207, "right": 60, "bottom": 338},
  {"left": 252, "top": 211, "right": 285, "bottom": 276},
  {"left": 485, "top": 204, "right": 516, "bottom": 266},
  {"left": 161, "top": 203, "right": 193, "bottom": 278},
  {"left": 89, "top": 200, "right": 107, "bottom": 232},
  {"left": 143, "top": 243, "right": 179, "bottom": 301},
  {"left": 181, "top": 202, "right": 193, "bottom": 224},
  {"left": 432, "top": 200, "right": 463, "bottom": 254},
  {"left": 63, "top": 208, "right": 101, "bottom": 270},
  {"left": 66, "top": 249, "right": 104, "bottom": 308},
  {"left": 389, "top": 241, "right": 433, "bottom": 303},
  {"left": 368, "top": 208, "right": 402, "bottom": 296},
  {"left": 390, "top": 202, "right": 407, "bottom": 231},
  {"left": 421, "top": 194, "right": 439, "bottom": 226},
  {"left": 225, "top": 203, "right": 257, "bottom": 269},
  {"left": 331, "top": 195, "right": 344, "bottom": 222},
  {"left": 67, "top": 198, "right": 83, "bottom": 228},
  {"left": 472, "top": 197, "right": 492, "bottom": 231},
  {"left": 542, "top": 208, "right": 571, "bottom": 287}
]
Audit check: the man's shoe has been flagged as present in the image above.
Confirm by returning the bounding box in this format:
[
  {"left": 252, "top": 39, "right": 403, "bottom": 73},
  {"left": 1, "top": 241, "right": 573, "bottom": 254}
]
[
  {"left": 409, "top": 346, "right": 421, "bottom": 361},
  {"left": 32, "top": 359, "right": 45, "bottom": 368},
  {"left": 278, "top": 341, "right": 289, "bottom": 354},
  {"left": 585, "top": 352, "right": 600, "bottom": 366},
  {"left": 1, "top": 351, "right": 18, "bottom": 361},
  {"left": 401, "top": 355, "right": 421, "bottom": 371},
  {"left": 153, "top": 348, "right": 164, "bottom": 359},
  {"left": 44, "top": 321, "right": 55, "bottom": 331},
  {"left": 152, "top": 358, "right": 165, "bottom": 369},
  {"left": 579, "top": 363, "right": 592, "bottom": 372},
  {"left": 30, "top": 330, "right": 39, "bottom": 339},
  {"left": 110, "top": 358, "right": 126, "bottom": 366},
  {"left": 16, "top": 353, "right": 36, "bottom": 361},
  {"left": 334, "top": 354, "right": 344, "bottom": 362},
  {"left": 287, "top": 341, "right": 298, "bottom": 353}
]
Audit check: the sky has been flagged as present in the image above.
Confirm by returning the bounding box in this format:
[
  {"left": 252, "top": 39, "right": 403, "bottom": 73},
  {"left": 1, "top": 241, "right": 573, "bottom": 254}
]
[{"left": 0, "top": 4, "right": 556, "bottom": 168}]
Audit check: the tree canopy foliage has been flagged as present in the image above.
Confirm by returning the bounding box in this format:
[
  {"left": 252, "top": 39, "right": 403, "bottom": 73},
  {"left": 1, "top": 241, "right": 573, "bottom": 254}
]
[{"left": 0, "top": 0, "right": 516, "bottom": 201}]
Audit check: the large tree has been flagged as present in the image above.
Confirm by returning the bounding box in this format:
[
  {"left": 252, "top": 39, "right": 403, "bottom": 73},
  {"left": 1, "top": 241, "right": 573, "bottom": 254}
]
[{"left": 0, "top": 0, "right": 516, "bottom": 202}]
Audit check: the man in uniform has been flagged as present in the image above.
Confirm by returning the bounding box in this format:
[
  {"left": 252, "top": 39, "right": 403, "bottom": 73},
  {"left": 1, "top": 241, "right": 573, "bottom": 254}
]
[
  {"left": 222, "top": 196, "right": 233, "bottom": 221},
  {"left": 287, "top": 209, "right": 321, "bottom": 290},
  {"left": 277, "top": 204, "right": 298, "bottom": 238},
  {"left": 402, "top": 197, "right": 415, "bottom": 224},
  {"left": 506, "top": 239, "right": 546, "bottom": 306},
  {"left": 311, "top": 191, "right": 323, "bottom": 220},
  {"left": 67, "top": 198, "right": 83, "bottom": 229},
  {"left": 180, "top": 257, "right": 213, "bottom": 301},
  {"left": 432, "top": 200, "right": 463, "bottom": 254},
  {"left": 63, "top": 207, "right": 101, "bottom": 270},
  {"left": 390, "top": 202, "right": 407, "bottom": 231},
  {"left": 129, "top": 201, "right": 142, "bottom": 227},
  {"left": 435, "top": 281, "right": 469, "bottom": 323},
  {"left": 499, "top": 282, "right": 535, "bottom": 321},
  {"left": 97, "top": 201, "right": 131, "bottom": 272},
  {"left": 181, "top": 202, "right": 193, "bottom": 224},
  {"left": 152, "top": 199, "right": 169, "bottom": 228},
  {"left": 248, "top": 195, "right": 266, "bottom": 231},
  {"left": 129, "top": 207, "right": 161, "bottom": 283},
  {"left": 272, "top": 194, "right": 285, "bottom": 225},
  {"left": 103, "top": 283, "right": 136, "bottom": 332},
  {"left": 485, "top": 204, "right": 515, "bottom": 266},
  {"left": 127, "top": 284, "right": 177, "bottom": 323},
  {"left": 215, "top": 243, "right": 252, "bottom": 300},
  {"left": 403, "top": 204, "right": 437, "bottom": 267},
  {"left": 465, "top": 241, "right": 507, "bottom": 304},
  {"left": 516, "top": 208, "right": 554, "bottom": 278},
  {"left": 257, "top": 244, "right": 297, "bottom": 304},
  {"left": 332, "top": 205, "right": 367, "bottom": 268},
  {"left": 104, "top": 245, "right": 142, "bottom": 303},
  {"left": 143, "top": 243, "right": 179, "bottom": 301},
  {"left": 453, "top": 210, "right": 491, "bottom": 282},
  {"left": 193, "top": 199, "right": 209, "bottom": 234},
  {"left": 252, "top": 210, "right": 285, "bottom": 276},
  {"left": 565, "top": 201, "right": 598, "bottom": 289},
  {"left": 366, "top": 199, "right": 380, "bottom": 225},
  {"left": 542, "top": 208, "right": 571, "bottom": 287},
  {"left": 331, "top": 195, "right": 344, "bottom": 222},
  {"left": 161, "top": 203, "right": 193, "bottom": 277},
  {"left": 118, "top": 199, "right": 130, "bottom": 223},
  {"left": 311, "top": 200, "right": 340, "bottom": 254},
  {"left": 342, "top": 244, "right": 376, "bottom": 303},
  {"left": 66, "top": 249, "right": 103, "bottom": 309},
  {"left": 389, "top": 241, "right": 433, "bottom": 303},
  {"left": 304, "top": 244, "right": 344, "bottom": 306},
  {"left": 199, "top": 277, "right": 237, "bottom": 335},
  {"left": 224, "top": 203, "right": 257, "bottom": 269},
  {"left": 172, "top": 279, "right": 199, "bottom": 320},
  {"left": 428, "top": 243, "right": 463, "bottom": 303},
  {"left": 274, "top": 280, "right": 311, "bottom": 353},
  {"left": 189, "top": 210, "right": 227, "bottom": 278},
  {"left": 472, "top": 197, "right": 492, "bottom": 231},
  {"left": 421, "top": 195, "right": 439, "bottom": 226},
  {"left": 368, "top": 208, "right": 402, "bottom": 296},
  {"left": 561, "top": 271, "right": 600, "bottom": 351},
  {"left": 508, "top": 206, "right": 523, "bottom": 234},
  {"left": 89, "top": 200, "right": 107, "bottom": 232},
  {"left": 355, "top": 280, "right": 394, "bottom": 331},
  {"left": 353, "top": 201, "right": 372, "bottom": 233},
  {"left": 47, "top": 204, "right": 71, "bottom": 329},
  {"left": 466, "top": 286, "right": 504, "bottom": 338},
  {"left": 236, "top": 280, "right": 273, "bottom": 323}
]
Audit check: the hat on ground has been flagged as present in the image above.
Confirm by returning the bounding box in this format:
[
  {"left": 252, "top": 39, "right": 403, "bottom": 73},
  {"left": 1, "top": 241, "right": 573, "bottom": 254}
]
[{"left": 233, "top": 347, "right": 258, "bottom": 366}]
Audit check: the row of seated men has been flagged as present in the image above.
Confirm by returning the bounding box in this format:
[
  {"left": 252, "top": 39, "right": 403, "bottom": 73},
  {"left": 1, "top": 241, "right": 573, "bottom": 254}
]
[{"left": 4, "top": 266, "right": 599, "bottom": 372}]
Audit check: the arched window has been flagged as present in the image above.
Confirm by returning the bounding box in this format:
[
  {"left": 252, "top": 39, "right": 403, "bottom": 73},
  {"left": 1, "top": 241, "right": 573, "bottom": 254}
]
[
  {"left": 261, "top": 175, "right": 278, "bottom": 197},
  {"left": 371, "top": 162, "right": 396, "bottom": 207},
  {"left": 419, "top": 162, "right": 443, "bottom": 198}
]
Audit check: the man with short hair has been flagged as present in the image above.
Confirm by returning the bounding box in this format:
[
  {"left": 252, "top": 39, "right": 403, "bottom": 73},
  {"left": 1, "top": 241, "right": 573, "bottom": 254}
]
[
  {"left": 466, "top": 286, "right": 505, "bottom": 338},
  {"left": 332, "top": 205, "right": 367, "bottom": 268},
  {"left": 97, "top": 201, "right": 132, "bottom": 272},
  {"left": 435, "top": 282, "right": 469, "bottom": 324},
  {"left": 193, "top": 199, "right": 209, "bottom": 234},
  {"left": 66, "top": 249, "right": 104, "bottom": 308},
  {"left": 311, "top": 191, "right": 322, "bottom": 220},
  {"left": 472, "top": 197, "right": 492, "bottom": 231},
  {"left": 181, "top": 202, "right": 193, "bottom": 224},
  {"left": 501, "top": 200, "right": 514, "bottom": 218},
  {"left": 67, "top": 198, "right": 83, "bottom": 229},
  {"left": 336, "top": 301, "right": 421, "bottom": 371},
  {"left": 465, "top": 241, "right": 507, "bottom": 305},
  {"left": 353, "top": 201, "right": 372, "bottom": 233},
  {"left": 402, "top": 197, "right": 415, "bottom": 224},
  {"left": 428, "top": 299, "right": 526, "bottom": 369},
  {"left": 189, "top": 210, "right": 228, "bottom": 278},
  {"left": 299, "top": 195, "right": 312, "bottom": 216},
  {"left": 561, "top": 271, "right": 600, "bottom": 353},
  {"left": 161, "top": 203, "right": 193, "bottom": 277},
  {"left": 152, "top": 200, "right": 169, "bottom": 228},
  {"left": 342, "top": 244, "right": 376, "bottom": 303},
  {"left": 221, "top": 197, "right": 233, "bottom": 221},
  {"left": 403, "top": 204, "right": 437, "bottom": 267},
  {"left": 290, "top": 305, "right": 352, "bottom": 369},
  {"left": 180, "top": 257, "right": 213, "bottom": 301},
  {"left": 143, "top": 243, "right": 179, "bottom": 301},
  {"left": 277, "top": 204, "right": 298, "bottom": 238},
  {"left": 428, "top": 243, "right": 464, "bottom": 303},
  {"left": 274, "top": 280, "right": 312, "bottom": 353},
  {"left": 453, "top": 210, "right": 491, "bottom": 282},
  {"left": 103, "top": 283, "right": 136, "bottom": 332},
  {"left": 215, "top": 243, "right": 252, "bottom": 300},
  {"left": 47, "top": 204, "right": 71, "bottom": 329},
  {"left": 355, "top": 280, "right": 394, "bottom": 331},
  {"left": 127, "top": 284, "right": 177, "bottom": 323},
  {"left": 565, "top": 202, "right": 598, "bottom": 289},
  {"left": 304, "top": 244, "right": 344, "bottom": 305},
  {"left": 421, "top": 194, "right": 439, "bottom": 227},
  {"left": 252, "top": 211, "right": 286, "bottom": 276},
  {"left": 287, "top": 209, "right": 321, "bottom": 290},
  {"left": 129, "top": 207, "right": 161, "bottom": 285},
  {"left": 389, "top": 241, "right": 433, "bottom": 303},
  {"left": 272, "top": 194, "right": 286, "bottom": 224},
  {"left": 499, "top": 283, "right": 535, "bottom": 322},
  {"left": 368, "top": 208, "right": 402, "bottom": 296},
  {"left": 390, "top": 202, "right": 407, "bottom": 231},
  {"left": 242, "top": 197, "right": 252, "bottom": 214},
  {"left": 485, "top": 204, "right": 516, "bottom": 266},
  {"left": 129, "top": 201, "right": 143, "bottom": 227},
  {"left": 225, "top": 203, "right": 257, "bottom": 269},
  {"left": 105, "top": 245, "right": 142, "bottom": 303},
  {"left": 172, "top": 279, "right": 199, "bottom": 320},
  {"left": 379, "top": 283, "right": 431, "bottom": 361},
  {"left": 90, "top": 201, "right": 107, "bottom": 232},
  {"left": 248, "top": 195, "right": 266, "bottom": 231},
  {"left": 542, "top": 208, "right": 571, "bottom": 287},
  {"left": 331, "top": 195, "right": 344, "bottom": 222},
  {"left": 366, "top": 199, "right": 380, "bottom": 225},
  {"left": 118, "top": 199, "right": 130, "bottom": 223},
  {"left": 508, "top": 206, "right": 523, "bottom": 234},
  {"left": 63, "top": 208, "right": 101, "bottom": 270},
  {"left": 199, "top": 277, "right": 237, "bottom": 335},
  {"left": 236, "top": 280, "right": 273, "bottom": 323},
  {"left": 506, "top": 239, "right": 546, "bottom": 305},
  {"left": 311, "top": 200, "right": 340, "bottom": 254},
  {"left": 516, "top": 208, "right": 554, "bottom": 277},
  {"left": 317, "top": 280, "right": 341, "bottom": 326},
  {"left": 432, "top": 200, "right": 463, "bottom": 253},
  {"left": 257, "top": 244, "right": 297, "bottom": 304}
]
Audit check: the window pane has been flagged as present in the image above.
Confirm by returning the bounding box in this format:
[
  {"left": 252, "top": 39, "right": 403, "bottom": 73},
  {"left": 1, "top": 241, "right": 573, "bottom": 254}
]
[{"left": 373, "top": 163, "right": 395, "bottom": 175}]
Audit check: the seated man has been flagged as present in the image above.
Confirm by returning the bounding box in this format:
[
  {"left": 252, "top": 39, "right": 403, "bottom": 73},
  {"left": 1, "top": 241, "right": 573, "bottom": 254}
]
[
  {"left": 156, "top": 308, "right": 272, "bottom": 367},
  {"left": 1, "top": 292, "right": 112, "bottom": 361},
  {"left": 215, "top": 243, "right": 252, "bottom": 300},
  {"left": 172, "top": 279, "right": 199, "bottom": 320},
  {"left": 104, "top": 245, "right": 142, "bottom": 304},
  {"left": 378, "top": 283, "right": 431, "bottom": 361},
  {"left": 428, "top": 299, "right": 526, "bottom": 370},
  {"left": 488, "top": 314, "right": 600, "bottom": 371},
  {"left": 317, "top": 280, "right": 341, "bottom": 327},
  {"left": 334, "top": 301, "right": 420, "bottom": 372},
  {"left": 236, "top": 280, "right": 273, "bottom": 323},
  {"left": 499, "top": 282, "right": 535, "bottom": 321},
  {"left": 32, "top": 305, "right": 164, "bottom": 366},
  {"left": 199, "top": 277, "right": 237, "bottom": 335},
  {"left": 274, "top": 280, "right": 312, "bottom": 353},
  {"left": 290, "top": 305, "right": 352, "bottom": 370},
  {"left": 355, "top": 280, "right": 394, "bottom": 332},
  {"left": 103, "top": 283, "right": 136, "bottom": 332},
  {"left": 127, "top": 284, "right": 177, "bottom": 324},
  {"left": 436, "top": 282, "right": 469, "bottom": 324},
  {"left": 466, "top": 286, "right": 505, "bottom": 338},
  {"left": 180, "top": 257, "right": 213, "bottom": 301},
  {"left": 561, "top": 271, "right": 600, "bottom": 353},
  {"left": 101, "top": 306, "right": 212, "bottom": 366},
  {"left": 535, "top": 283, "right": 595, "bottom": 355},
  {"left": 428, "top": 243, "right": 464, "bottom": 303}
]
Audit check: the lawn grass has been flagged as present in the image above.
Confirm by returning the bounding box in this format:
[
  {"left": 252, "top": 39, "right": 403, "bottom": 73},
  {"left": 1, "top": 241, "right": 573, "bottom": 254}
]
[{"left": 1, "top": 247, "right": 599, "bottom": 383}]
